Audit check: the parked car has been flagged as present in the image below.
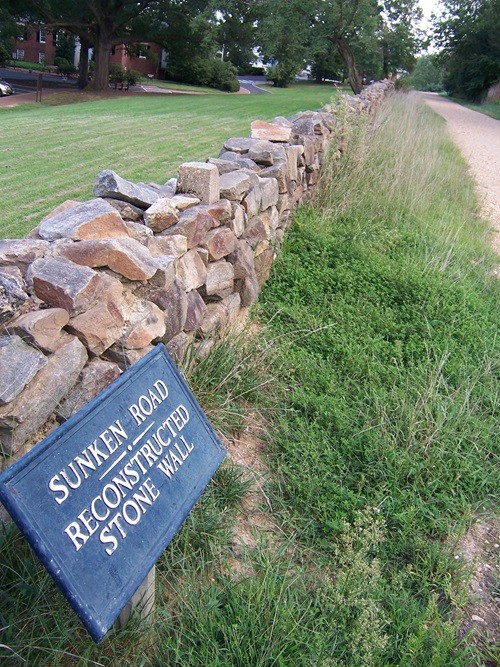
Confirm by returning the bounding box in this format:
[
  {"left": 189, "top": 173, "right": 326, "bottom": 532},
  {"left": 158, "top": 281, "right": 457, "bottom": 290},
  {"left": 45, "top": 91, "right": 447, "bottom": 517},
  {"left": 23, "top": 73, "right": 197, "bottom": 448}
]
[{"left": 0, "top": 79, "right": 14, "bottom": 96}]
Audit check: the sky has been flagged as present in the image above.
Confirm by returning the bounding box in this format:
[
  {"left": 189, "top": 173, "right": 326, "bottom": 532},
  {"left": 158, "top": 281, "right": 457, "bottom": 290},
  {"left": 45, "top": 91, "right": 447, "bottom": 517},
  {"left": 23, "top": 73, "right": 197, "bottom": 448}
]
[
  {"left": 418, "top": 0, "right": 442, "bottom": 49},
  {"left": 419, "top": 0, "right": 442, "bottom": 21}
]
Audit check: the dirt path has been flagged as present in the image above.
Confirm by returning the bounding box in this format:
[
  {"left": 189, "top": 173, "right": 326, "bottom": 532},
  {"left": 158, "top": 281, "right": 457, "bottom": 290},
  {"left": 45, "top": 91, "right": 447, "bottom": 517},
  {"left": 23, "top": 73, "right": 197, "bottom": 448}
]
[{"left": 418, "top": 92, "right": 500, "bottom": 255}]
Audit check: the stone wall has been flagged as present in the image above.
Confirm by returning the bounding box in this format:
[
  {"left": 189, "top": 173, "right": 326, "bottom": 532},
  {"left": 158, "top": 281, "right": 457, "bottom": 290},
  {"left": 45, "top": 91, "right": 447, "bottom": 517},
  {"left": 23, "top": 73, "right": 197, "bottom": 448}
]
[{"left": 0, "top": 81, "right": 393, "bottom": 473}]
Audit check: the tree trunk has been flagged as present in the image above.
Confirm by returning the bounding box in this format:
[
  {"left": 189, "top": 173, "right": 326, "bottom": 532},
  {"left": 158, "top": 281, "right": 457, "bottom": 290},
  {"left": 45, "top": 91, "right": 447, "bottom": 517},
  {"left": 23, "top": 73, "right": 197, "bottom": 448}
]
[
  {"left": 87, "top": 39, "right": 112, "bottom": 91},
  {"left": 335, "top": 35, "right": 363, "bottom": 94},
  {"left": 78, "top": 38, "right": 90, "bottom": 89}
]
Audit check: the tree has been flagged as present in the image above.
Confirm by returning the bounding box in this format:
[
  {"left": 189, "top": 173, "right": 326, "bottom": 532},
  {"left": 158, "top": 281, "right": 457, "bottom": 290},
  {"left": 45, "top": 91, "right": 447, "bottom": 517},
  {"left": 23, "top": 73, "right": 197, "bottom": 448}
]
[
  {"left": 213, "top": 0, "right": 259, "bottom": 71},
  {"left": 410, "top": 54, "right": 444, "bottom": 91},
  {"left": 8, "top": 1, "right": 162, "bottom": 90},
  {"left": 257, "top": 0, "right": 421, "bottom": 94},
  {"left": 258, "top": 0, "right": 312, "bottom": 86},
  {"left": 380, "top": 0, "right": 422, "bottom": 78},
  {"left": 0, "top": 4, "right": 23, "bottom": 66},
  {"left": 433, "top": 0, "right": 500, "bottom": 101}
]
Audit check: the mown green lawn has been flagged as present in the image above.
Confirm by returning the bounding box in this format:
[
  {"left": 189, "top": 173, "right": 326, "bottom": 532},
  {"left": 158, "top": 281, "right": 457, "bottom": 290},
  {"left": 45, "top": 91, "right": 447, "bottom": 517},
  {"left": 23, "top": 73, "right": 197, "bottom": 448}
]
[{"left": 0, "top": 82, "right": 339, "bottom": 238}]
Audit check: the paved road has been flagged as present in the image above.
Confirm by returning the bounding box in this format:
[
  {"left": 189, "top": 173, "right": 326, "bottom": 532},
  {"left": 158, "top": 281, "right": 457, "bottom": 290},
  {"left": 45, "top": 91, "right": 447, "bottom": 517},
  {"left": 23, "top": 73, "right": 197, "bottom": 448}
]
[
  {"left": 238, "top": 77, "right": 270, "bottom": 94},
  {"left": 0, "top": 66, "right": 77, "bottom": 96},
  {"left": 419, "top": 92, "right": 500, "bottom": 256}
]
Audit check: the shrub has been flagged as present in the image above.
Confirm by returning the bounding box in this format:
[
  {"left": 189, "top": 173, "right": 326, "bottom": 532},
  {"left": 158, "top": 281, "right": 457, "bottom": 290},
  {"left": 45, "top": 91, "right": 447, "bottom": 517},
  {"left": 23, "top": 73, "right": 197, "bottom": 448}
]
[
  {"left": 210, "top": 59, "right": 240, "bottom": 92},
  {"left": 125, "top": 69, "right": 140, "bottom": 86},
  {"left": 54, "top": 57, "right": 77, "bottom": 76},
  {"left": 266, "top": 61, "right": 301, "bottom": 88},
  {"left": 167, "top": 56, "right": 239, "bottom": 92},
  {"left": 108, "top": 63, "right": 126, "bottom": 84},
  {"left": 395, "top": 74, "right": 410, "bottom": 91}
]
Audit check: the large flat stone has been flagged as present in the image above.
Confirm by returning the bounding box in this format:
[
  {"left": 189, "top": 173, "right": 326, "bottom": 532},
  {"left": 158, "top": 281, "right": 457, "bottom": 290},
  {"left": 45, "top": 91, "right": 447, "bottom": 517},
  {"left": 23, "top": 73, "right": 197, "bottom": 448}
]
[
  {"left": 177, "top": 162, "right": 220, "bottom": 204},
  {"left": 57, "top": 238, "right": 158, "bottom": 281},
  {"left": 29, "top": 257, "right": 104, "bottom": 315},
  {"left": 0, "top": 336, "right": 87, "bottom": 454},
  {"left": 6, "top": 308, "right": 70, "bottom": 354},
  {"left": 0, "top": 335, "right": 47, "bottom": 405},
  {"left": 219, "top": 171, "right": 252, "bottom": 202},
  {"left": 251, "top": 120, "right": 292, "bottom": 143},
  {"left": 38, "top": 199, "right": 129, "bottom": 241},
  {"left": 66, "top": 276, "right": 125, "bottom": 355},
  {"left": 60, "top": 359, "right": 121, "bottom": 418},
  {"left": 161, "top": 207, "right": 214, "bottom": 249},
  {"left": 94, "top": 170, "right": 164, "bottom": 208}
]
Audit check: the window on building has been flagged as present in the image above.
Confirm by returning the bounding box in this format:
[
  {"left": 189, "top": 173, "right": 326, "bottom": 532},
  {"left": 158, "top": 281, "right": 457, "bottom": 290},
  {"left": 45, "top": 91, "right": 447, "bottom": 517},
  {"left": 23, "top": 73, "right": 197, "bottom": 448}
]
[
  {"left": 37, "top": 28, "right": 46, "bottom": 44},
  {"left": 15, "top": 49, "right": 25, "bottom": 61},
  {"left": 38, "top": 53, "right": 45, "bottom": 64},
  {"left": 139, "top": 43, "right": 150, "bottom": 59}
]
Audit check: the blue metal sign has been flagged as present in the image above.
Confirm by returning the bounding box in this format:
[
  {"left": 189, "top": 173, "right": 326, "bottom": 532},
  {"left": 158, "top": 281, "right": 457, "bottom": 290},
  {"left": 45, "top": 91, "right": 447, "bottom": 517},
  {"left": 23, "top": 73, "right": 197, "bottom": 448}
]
[{"left": 0, "top": 345, "right": 226, "bottom": 642}]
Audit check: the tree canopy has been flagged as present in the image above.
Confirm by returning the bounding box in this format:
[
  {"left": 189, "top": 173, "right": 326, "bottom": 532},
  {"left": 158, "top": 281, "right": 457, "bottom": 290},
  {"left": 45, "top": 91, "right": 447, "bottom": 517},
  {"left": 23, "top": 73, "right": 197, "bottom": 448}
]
[
  {"left": 2, "top": 0, "right": 423, "bottom": 92},
  {"left": 433, "top": 0, "right": 500, "bottom": 101}
]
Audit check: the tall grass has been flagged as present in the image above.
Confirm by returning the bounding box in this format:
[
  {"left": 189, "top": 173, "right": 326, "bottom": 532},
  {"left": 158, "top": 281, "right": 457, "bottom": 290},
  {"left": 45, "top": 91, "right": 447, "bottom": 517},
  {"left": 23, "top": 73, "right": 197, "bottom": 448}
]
[{"left": 259, "top": 92, "right": 499, "bottom": 664}]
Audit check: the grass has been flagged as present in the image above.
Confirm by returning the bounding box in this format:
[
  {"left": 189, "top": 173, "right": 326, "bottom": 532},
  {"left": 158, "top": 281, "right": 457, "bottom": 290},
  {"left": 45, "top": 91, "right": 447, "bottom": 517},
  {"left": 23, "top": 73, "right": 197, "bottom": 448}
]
[
  {"left": 1, "top": 92, "right": 498, "bottom": 665},
  {"left": 258, "top": 93, "right": 499, "bottom": 665},
  {"left": 444, "top": 96, "right": 500, "bottom": 120},
  {"left": 0, "top": 82, "right": 338, "bottom": 239}
]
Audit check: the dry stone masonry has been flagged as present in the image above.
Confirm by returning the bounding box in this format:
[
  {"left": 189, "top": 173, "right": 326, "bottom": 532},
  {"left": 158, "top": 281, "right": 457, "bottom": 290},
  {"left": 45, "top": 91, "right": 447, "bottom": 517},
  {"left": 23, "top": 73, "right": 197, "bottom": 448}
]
[{"left": 0, "top": 81, "right": 393, "bottom": 474}]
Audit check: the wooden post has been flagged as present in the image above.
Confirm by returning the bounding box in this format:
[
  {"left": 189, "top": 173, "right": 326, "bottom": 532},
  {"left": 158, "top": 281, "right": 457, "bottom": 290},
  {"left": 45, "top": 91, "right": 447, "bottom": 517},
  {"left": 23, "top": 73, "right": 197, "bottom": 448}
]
[
  {"left": 36, "top": 73, "right": 43, "bottom": 103},
  {"left": 115, "top": 566, "right": 155, "bottom": 630}
]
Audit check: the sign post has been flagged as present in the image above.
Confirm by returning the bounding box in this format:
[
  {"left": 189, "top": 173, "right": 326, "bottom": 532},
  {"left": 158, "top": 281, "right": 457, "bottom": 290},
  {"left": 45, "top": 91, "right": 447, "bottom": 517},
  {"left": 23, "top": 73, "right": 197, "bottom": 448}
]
[
  {"left": 36, "top": 72, "right": 43, "bottom": 102},
  {"left": 0, "top": 345, "right": 226, "bottom": 642}
]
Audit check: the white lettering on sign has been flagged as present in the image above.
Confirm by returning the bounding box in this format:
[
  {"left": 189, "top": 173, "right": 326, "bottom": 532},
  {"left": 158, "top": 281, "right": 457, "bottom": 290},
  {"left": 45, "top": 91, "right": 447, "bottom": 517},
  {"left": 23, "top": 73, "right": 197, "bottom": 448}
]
[
  {"left": 128, "top": 380, "right": 169, "bottom": 425},
  {"left": 157, "top": 435, "right": 195, "bottom": 479},
  {"left": 53, "top": 374, "right": 199, "bottom": 558},
  {"left": 48, "top": 419, "right": 128, "bottom": 504}
]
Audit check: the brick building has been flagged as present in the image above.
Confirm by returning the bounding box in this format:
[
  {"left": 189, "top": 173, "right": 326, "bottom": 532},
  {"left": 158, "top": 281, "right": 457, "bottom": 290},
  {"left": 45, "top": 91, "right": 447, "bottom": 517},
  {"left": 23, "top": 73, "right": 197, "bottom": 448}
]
[
  {"left": 110, "top": 43, "right": 165, "bottom": 78},
  {"left": 12, "top": 25, "right": 58, "bottom": 66},
  {"left": 13, "top": 24, "right": 165, "bottom": 79}
]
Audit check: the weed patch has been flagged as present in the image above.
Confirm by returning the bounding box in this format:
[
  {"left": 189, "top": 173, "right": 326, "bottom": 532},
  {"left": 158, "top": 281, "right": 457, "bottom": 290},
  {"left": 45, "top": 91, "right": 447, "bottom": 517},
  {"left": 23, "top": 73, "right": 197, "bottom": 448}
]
[{"left": 259, "top": 93, "right": 499, "bottom": 664}]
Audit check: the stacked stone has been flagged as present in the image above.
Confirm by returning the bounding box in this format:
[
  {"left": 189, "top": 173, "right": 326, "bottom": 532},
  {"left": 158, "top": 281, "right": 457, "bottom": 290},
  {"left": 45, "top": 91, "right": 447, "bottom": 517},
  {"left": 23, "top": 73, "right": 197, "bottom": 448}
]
[{"left": 0, "top": 81, "right": 394, "bottom": 471}]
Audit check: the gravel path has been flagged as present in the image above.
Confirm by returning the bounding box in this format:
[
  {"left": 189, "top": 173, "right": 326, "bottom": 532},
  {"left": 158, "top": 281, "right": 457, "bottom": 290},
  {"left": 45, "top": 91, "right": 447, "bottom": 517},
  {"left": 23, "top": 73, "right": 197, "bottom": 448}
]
[{"left": 418, "top": 92, "right": 500, "bottom": 255}]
